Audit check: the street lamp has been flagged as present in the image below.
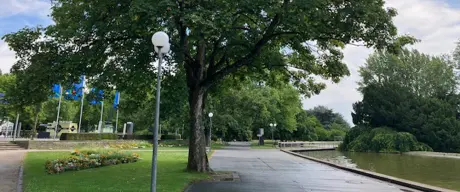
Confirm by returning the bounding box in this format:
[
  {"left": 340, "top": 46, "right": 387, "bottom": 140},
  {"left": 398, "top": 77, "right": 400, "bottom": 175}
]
[
  {"left": 150, "top": 31, "right": 170, "bottom": 192},
  {"left": 208, "top": 112, "right": 214, "bottom": 153},
  {"left": 270, "top": 123, "right": 277, "bottom": 141}
]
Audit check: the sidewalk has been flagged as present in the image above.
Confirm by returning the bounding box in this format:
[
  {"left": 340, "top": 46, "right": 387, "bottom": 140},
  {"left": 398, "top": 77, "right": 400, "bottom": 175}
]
[
  {"left": 186, "top": 142, "right": 419, "bottom": 192},
  {"left": 0, "top": 151, "right": 25, "bottom": 192}
]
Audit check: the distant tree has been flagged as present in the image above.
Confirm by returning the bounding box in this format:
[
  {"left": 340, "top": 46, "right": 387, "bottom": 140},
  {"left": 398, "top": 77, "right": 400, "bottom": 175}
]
[{"left": 307, "top": 106, "right": 350, "bottom": 129}]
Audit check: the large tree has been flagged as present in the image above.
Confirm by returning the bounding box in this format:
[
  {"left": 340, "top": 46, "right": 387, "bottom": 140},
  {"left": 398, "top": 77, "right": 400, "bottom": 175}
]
[
  {"left": 352, "top": 49, "right": 460, "bottom": 152},
  {"left": 4, "top": 0, "right": 412, "bottom": 171}
]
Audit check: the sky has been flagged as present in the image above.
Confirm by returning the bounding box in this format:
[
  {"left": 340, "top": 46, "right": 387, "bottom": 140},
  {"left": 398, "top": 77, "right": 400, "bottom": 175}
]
[{"left": 1, "top": 0, "right": 460, "bottom": 124}]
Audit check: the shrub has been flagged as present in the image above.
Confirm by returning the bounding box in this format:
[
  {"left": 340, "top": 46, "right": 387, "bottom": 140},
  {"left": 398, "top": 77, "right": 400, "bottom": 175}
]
[
  {"left": 341, "top": 126, "right": 432, "bottom": 153},
  {"left": 60, "top": 133, "right": 118, "bottom": 140},
  {"left": 161, "top": 134, "right": 180, "bottom": 140},
  {"left": 109, "top": 141, "right": 153, "bottom": 149},
  {"left": 123, "top": 134, "right": 153, "bottom": 140},
  {"left": 45, "top": 150, "right": 140, "bottom": 174}
]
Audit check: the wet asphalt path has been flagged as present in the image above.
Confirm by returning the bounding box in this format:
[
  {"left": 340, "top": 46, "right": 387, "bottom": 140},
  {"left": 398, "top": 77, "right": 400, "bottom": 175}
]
[
  {"left": 0, "top": 150, "right": 25, "bottom": 192},
  {"left": 187, "top": 142, "right": 419, "bottom": 192}
]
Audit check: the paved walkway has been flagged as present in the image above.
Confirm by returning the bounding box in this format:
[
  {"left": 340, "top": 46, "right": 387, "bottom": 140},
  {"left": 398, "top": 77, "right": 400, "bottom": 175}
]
[
  {"left": 0, "top": 151, "right": 25, "bottom": 192},
  {"left": 187, "top": 142, "right": 420, "bottom": 192}
]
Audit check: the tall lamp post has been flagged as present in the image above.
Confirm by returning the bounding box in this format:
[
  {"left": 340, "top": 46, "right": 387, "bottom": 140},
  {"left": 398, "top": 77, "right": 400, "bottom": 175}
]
[
  {"left": 208, "top": 112, "right": 214, "bottom": 153},
  {"left": 270, "top": 123, "right": 277, "bottom": 142},
  {"left": 150, "top": 31, "right": 170, "bottom": 192}
]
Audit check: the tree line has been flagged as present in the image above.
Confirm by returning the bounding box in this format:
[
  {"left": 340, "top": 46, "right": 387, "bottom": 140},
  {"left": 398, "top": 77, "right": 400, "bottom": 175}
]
[{"left": 0, "top": 71, "right": 349, "bottom": 142}]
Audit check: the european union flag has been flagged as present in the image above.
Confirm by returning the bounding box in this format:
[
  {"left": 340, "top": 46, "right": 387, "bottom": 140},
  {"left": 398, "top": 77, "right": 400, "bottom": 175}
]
[
  {"left": 113, "top": 91, "right": 120, "bottom": 109},
  {"left": 64, "top": 75, "right": 85, "bottom": 101}
]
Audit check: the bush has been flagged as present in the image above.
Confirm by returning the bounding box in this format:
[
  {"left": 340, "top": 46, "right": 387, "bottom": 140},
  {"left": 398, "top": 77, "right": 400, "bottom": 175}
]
[
  {"left": 123, "top": 135, "right": 153, "bottom": 140},
  {"left": 45, "top": 149, "right": 140, "bottom": 174},
  {"left": 161, "top": 134, "right": 180, "bottom": 140},
  {"left": 60, "top": 133, "right": 118, "bottom": 140},
  {"left": 340, "top": 126, "right": 432, "bottom": 153},
  {"left": 109, "top": 141, "right": 153, "bottom": 149}
]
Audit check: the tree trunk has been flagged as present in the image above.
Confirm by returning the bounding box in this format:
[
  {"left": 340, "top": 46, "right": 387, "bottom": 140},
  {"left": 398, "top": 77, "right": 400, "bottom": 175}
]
[{"left": 187, "top": 87, "right": 210, "bottom": 172}]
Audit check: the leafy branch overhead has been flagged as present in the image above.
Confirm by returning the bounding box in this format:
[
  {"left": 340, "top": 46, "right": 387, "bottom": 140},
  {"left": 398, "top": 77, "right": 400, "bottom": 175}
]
[
  {"left": 3, "top": 0, "right": 416, "bottom": 172},
  {"left": 4, "top": 0, "right": 415, "bottom": 97}
]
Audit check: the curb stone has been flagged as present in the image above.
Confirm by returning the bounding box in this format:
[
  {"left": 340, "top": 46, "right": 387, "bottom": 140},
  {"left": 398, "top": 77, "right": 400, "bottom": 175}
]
[{"left": 16, "top": 165, "right": 23, "bottom": 192}]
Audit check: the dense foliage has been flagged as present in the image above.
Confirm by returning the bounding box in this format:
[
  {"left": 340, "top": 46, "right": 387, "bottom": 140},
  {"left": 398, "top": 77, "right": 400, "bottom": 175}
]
[
  {"left": 59, "top": 133, "right": 118, "bottom": 140},
  {"left": 344, "top": 49, "right": 460, "bottom": 153},
  {"left": 340, "top": 126, "right": 432, "bottom": 153},
  {"left": 4, "top": 0, "right": 413, "bottom": 171}
]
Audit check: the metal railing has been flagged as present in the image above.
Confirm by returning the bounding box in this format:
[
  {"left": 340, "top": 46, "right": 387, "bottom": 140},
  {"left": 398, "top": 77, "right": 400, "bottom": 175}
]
[{"left": 279, "top": 141, "right": 342, "bottom": 149}]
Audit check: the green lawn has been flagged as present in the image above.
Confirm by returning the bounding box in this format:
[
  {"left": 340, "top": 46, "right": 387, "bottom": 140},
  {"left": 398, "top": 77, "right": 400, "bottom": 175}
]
[
  {"left": 250, "top": 140, "right": 278, "bottom": 149},
  {"left": 23, "top": 151, "right": 209, "bottom": 192},
  {"left": 211, "top": 142, "right": 228, "bottom": 149}
]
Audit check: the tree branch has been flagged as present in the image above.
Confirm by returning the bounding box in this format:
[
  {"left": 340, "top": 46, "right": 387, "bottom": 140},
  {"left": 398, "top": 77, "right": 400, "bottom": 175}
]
[
  {"left": 201, "top": 13, "right": 282, "bottom": 89},
  {"left": 231, "top": 26, "right": 252, "bottom": 31},
  {"left": 270, "top": 31, "right": 301, "bottom": 37},
  {"left": 176, "top": 0, "right": 196, "bottom": 86}
]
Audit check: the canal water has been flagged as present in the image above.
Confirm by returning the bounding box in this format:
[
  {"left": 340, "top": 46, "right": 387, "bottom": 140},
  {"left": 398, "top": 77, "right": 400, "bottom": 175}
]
[{"left": 299, "top": 150, "right": 460, "bottom": 191}]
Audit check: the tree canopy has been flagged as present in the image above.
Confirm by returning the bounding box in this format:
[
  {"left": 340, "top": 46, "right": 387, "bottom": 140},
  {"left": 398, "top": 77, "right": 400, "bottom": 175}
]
[
  {"left": 307, "top": 105, "right": 349, "bottom": 130},
  {"left": 347, "top": 49, "right": 460, "bottom": 153},
  {"left": 3, "top": 0, "right": 414, "bottom": 171}
]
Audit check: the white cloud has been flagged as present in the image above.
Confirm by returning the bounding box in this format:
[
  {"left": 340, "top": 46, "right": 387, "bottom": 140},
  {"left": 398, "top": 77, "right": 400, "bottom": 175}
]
[
  {"left": 0, "top": 40, "right": 15, "bottom": 74},
  {"left": 0, "top": 0, "right": 52, "bottom": 74},
  {"left": 0, "top": 0, "right": 51, "bottom": 18},
  {"left": 303, "top": 0, "right": 460, "bottom": 124}
]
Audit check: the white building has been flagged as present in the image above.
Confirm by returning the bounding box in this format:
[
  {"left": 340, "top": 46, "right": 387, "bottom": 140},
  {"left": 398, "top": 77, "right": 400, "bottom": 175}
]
[{"left": 0, "top": 121, "right": 14, "bottom": 137}]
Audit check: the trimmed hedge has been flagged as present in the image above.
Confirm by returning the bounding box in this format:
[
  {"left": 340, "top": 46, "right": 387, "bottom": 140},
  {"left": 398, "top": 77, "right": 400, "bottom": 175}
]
[
  {"left": 60, "top": 133, "right": 118, "bottom": 140},
  {"left": 122, "top": 134, "right": 181, "bottom": 140},
  {"left": 123, "top": 134, "right": 153, "bottom": 140},
  {"left": 161, "top": 134, "right": 181, "bottom": 140}
]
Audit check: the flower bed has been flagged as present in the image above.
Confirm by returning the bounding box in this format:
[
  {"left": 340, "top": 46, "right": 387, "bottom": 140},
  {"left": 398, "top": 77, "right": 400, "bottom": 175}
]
[
  {"left": 109, "top": 142, "right": 152, "bottom": 149},
  {"left": 45, "top": 150, "right": 140, "bottom": 174}
]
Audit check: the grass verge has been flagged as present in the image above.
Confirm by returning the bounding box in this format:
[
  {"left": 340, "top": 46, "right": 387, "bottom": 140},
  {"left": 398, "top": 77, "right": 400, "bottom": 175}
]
[{"left": 23, "top": 151, "right": 209, "bottom": 192}]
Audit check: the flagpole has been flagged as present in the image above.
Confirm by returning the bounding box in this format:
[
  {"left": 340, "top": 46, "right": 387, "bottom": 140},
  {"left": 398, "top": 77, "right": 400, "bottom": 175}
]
[
  {"left": 54, "top": 85, "right": 63, "bottom": 139},
  {"left": 115, "top": 108, "right": 119, "bottom": 133},
  {"left": 115, "top": 93, "right": 120, "bottom": 133},
  {"left": 99, "top": 101, "right": 104, "bottom": 133},
  {"left": 78, "top": 76, "right": 86, "bottom": 133},
  {"left": 13, "top": 113, "right": 19, "bottom": 141}
]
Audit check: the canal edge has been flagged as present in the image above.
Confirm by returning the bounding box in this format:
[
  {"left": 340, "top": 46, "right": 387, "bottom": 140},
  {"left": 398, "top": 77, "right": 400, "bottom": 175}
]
[{"left": 281, "top": 149, "right": 456, "bottom": 192}]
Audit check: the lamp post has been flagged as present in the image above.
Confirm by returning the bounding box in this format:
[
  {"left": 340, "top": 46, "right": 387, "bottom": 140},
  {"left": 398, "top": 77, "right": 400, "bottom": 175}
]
[
  {"left": 270, "top": 123, "right": 277, "bottom": 141},
  {"left": 150, "top": 31, "right": 170, "bottom": 192},
  {"left": 54, "top": 85, "right": 62, "bottom": 139},
  {"left": 208, "top": 112, "right": 213, "bottom": 153}
]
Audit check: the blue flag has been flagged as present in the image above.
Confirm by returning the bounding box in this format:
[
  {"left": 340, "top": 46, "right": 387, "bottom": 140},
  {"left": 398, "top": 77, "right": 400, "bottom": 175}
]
[
  {"left": 51, "top": 84, "right": 61, "bottom": 98},
  {"left": 113, "top": 91, "right": 120, "bottom": 109},
  {"left": 0, "top": 93, "right": 6, "bottom": 104},
  {"left": 64, "top": 75, "right": 85, "bottom": 101},
  {"left": 89, "top": 88, "right": 104, "bottom": 105},
  {"left": 74, "top": 75, "right": 85, "bottom": 97}
]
